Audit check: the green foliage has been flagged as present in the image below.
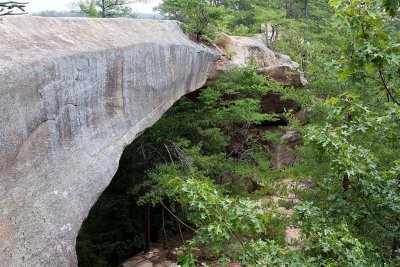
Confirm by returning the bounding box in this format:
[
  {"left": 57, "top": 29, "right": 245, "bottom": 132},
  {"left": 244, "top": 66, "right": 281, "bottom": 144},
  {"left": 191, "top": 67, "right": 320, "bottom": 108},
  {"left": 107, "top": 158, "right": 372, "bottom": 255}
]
[
  {"left": 163, "top": 177, "right": 270, "bottom": 265},
  {"left": 295, "top": 203, "right": 376, "bottom": 266},
  {"left": 33, "top": 10, "right": 85, "bottom": 17},
  {"left": 198, "top": 65, "right": 276, "bottom": 127},
  {"left": 131, "top": 65, "right": 290, "bottom": 265},
  {"left": 238, "top": 239, "right": 311, "bottom": 266},
  {"left": 289, "top": 2, "right": 400, "bottom": 264},
  {"left": 331, "top": 0, "right": 400, "bottom": 105},
  {"left": 303, "top": 94, "right": 400, "bottom": 265},
  {"left": 156, "top": 0, "right": 226, "bottom": 41},
  {"left": 141, "top": 176, "right": 293, "bottom": 266},
  {"left": 78, "top": 0, "right": 133, "bottom": 18}
]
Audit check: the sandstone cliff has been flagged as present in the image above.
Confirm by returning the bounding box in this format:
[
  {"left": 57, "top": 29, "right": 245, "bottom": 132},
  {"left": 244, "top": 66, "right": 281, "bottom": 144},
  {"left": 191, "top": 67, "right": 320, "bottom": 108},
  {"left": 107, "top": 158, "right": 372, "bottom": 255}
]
[
  {"left": 212, "top": 33, "right": 306, "bottom": 87},
  {"left": 0, "top": 17, "right": 218, "bottom": 267},
  {"left": 0, "top": 17, "right": 304, "bottom": 267}
]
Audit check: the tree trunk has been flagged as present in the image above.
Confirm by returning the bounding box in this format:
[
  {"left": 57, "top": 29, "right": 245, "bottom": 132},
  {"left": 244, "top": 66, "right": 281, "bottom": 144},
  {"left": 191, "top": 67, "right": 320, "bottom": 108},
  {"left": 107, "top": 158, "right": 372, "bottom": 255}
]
[
  {"left": 101, "top": 0, "right": 106, "bottom": 18},
  {"left": 342, "top": 173, "right": 349, "bottom": 191},
  {"left": 304, "top": 0, "right": 309, "bottom": 19},
  {"left": 270, "top": 26, "right": 275, "bottom": 45},
  {"left": 144, "top": 202, "right": 151, "bottom": 253},
  {"left": 392, "top": 237, "right": 399, "bottom": 259}
]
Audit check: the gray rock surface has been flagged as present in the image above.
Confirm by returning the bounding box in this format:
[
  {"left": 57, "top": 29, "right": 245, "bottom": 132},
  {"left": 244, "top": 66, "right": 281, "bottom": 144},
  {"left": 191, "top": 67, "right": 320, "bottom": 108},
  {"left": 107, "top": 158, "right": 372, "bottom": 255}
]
[
  {"left": 0, "top": 17, "right": 218, "bottom": 267},
  {"left": 272, "top": 131, "right": 302, "bottom": 170},
  {"left": 120, "top": 248, "right": 177, "bottom": 267},
  {"left": 210, "top": 33, "right": 306, "bottom": 87}
]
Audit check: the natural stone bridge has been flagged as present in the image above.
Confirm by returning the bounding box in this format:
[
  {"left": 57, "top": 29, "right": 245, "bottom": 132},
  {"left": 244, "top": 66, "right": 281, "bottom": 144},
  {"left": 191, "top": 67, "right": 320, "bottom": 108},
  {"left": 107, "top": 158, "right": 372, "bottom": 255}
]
[
  {"left": 0, "top": 17, "right": 218, "bottom": 267},
  {"left": 0, "top": 17, "right": 303, "bottom": 266}
]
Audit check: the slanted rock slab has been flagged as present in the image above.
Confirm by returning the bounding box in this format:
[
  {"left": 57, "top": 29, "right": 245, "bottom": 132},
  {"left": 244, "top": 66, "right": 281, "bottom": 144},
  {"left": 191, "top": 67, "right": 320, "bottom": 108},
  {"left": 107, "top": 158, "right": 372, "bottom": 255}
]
[
  {"left": 0, "top": 17, "right": 219, "bottom": 267},
  {"left": 211, "top": 33, "right": 306, "bottom": 87}
]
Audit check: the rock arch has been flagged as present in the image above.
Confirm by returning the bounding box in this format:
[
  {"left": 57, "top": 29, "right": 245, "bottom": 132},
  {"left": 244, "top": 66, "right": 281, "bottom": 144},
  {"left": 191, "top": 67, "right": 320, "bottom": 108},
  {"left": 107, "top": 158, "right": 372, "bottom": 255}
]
[
  {"left": 0, "top": 16, "right": 305, "bottom": 266},
  {"left": 0, "top": 17, "right": 218, "bottom": 266}
]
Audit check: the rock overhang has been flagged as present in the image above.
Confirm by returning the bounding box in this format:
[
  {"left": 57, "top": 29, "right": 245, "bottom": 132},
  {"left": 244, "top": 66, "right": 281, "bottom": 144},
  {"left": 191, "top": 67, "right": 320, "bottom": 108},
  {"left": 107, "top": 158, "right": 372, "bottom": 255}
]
[
  {"left": 0, "top": 16, "right": 219, "bottom": 267},
  {"left": 0, "top": 16, "right": 305, "bottom": 267}
]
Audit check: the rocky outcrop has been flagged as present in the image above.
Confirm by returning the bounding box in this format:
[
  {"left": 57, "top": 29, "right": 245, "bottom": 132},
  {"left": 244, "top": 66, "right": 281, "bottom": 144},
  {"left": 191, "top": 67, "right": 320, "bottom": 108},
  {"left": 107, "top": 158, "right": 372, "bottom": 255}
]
[
  {"left": 261, "top": 92, "right": 300, "bottom": 114},
  {"left": 272, "top": 131, "right": 302, "bottom": 170},
  {"left": 120, "top": 249, "right": 177, "bottom": 267},
  {"left": 0, "top": 17, "right": 219, "bottom": 267},
  {"left": 211, "top": 34, "right": 306, "bottom": 87}
]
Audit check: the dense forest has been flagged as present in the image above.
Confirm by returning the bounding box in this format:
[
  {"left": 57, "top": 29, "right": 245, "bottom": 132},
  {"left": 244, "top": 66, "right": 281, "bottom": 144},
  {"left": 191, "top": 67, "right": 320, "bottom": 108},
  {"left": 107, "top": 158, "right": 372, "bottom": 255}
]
[{"left": 76, "top": 0, "right": 400, "bottom": 266}]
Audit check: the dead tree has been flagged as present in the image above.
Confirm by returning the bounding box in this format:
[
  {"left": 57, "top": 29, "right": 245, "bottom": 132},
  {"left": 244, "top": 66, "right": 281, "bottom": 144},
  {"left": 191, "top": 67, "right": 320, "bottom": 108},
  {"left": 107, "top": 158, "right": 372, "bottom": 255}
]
[{"left": 0, "top": 1, "right": 28, "bottom": 16}]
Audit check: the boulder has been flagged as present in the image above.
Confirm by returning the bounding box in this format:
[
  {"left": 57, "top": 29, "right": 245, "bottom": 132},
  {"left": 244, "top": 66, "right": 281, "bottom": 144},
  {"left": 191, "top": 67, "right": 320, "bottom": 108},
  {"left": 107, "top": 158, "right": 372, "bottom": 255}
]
[
  {"left": 294, "top": 109, "right": 308, "bottom": 125},
  {"left": 210, "top": 33, "right": 306, "bottom": 87},
  {"left": 120, "top": 249, "right": 178, "bottom": 267},
  {"left": 261, "top": 92, "right": 301, "bottom": 115},
  {"left": 272, "top": 131, "right": 302, "bottom": 170},
  {"left": 0, "top": 17, "right": 219, "bottom": 266}
]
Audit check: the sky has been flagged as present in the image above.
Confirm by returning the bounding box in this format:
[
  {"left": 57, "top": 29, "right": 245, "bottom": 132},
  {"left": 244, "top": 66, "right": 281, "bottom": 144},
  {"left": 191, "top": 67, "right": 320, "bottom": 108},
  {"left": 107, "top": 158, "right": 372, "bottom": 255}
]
[{"left": 26, "top": 0, "right": 162, "bottom": 14}]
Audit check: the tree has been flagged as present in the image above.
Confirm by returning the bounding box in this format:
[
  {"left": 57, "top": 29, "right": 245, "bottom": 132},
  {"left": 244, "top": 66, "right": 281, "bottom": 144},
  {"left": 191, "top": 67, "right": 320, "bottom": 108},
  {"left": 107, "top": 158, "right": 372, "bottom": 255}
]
[
  {"left": 332, "top": 0, "right": 400, "bottom": 106},
  {"left": 303, "top": 94, "right": 400, "bottom": 264},
  {"left": 32, "top": 10, "right": 85, "bottom": 17},
  {"left": 78, "top": 0, "right": 134, "bottom": 18},
  {"left": 156, "top": 0, "right": 226, "bottom": 42},
  {"left": 293, "top": 0, "right": 400, "bottom": 264},
  {"left": 0, "top": 1, "right": 28, "bottom": 16},
  {"left": 134, "top": 66, "right": 286, "bottom": 265}
]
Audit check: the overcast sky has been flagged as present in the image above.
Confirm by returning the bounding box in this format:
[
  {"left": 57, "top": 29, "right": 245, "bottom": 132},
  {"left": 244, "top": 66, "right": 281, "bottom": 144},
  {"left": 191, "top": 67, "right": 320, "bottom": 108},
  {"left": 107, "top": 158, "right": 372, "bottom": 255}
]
[{"left": 26, "top": 0, "right": 162, "bottom": 13}]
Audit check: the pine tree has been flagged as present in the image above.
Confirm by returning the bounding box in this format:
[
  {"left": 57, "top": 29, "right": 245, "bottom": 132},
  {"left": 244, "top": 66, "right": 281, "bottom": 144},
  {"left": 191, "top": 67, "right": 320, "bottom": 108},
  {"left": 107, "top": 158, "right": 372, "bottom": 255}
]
[{"left": 78, "top": 0, "right": 133, "bottom": 18}]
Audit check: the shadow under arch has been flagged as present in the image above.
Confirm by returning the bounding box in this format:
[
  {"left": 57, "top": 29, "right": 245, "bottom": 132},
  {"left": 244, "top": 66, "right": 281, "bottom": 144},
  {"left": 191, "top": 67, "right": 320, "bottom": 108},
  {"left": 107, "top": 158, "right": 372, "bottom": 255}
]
[{"left": 76, "top": 133, "right": 164, "bottom": 267}]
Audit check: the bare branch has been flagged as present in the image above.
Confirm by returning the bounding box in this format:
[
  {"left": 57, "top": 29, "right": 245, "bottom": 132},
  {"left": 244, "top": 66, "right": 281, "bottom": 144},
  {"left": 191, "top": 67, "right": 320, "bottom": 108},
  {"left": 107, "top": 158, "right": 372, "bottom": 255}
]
[
  {"left": 160, "top": 200, "right": 196, "bottom": 231},
  {"left": 0, "top": 1, "right": 28, "bottom": 16},
  {"left": 378, "top": 67, "right": 400, "bottom": 106}
]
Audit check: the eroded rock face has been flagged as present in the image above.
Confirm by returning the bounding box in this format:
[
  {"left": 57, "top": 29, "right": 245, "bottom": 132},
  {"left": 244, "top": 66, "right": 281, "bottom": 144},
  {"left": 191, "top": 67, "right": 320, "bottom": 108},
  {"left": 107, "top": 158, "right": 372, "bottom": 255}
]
[
  {"left": 0, "top": 17, "right": 219, "bottom": 267},
  {"left": 272, "top": 131, "right": 302, "bottom": 170},
  {"left": 210, "top": 34, "right": 306, "bottom": 87}
]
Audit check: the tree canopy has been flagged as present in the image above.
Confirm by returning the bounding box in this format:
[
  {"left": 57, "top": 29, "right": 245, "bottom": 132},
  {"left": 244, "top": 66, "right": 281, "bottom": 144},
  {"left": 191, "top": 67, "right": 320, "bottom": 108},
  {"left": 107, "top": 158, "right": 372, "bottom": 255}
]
[{"left": 78, "top": 0, "right": 134, "bottom": 18}]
